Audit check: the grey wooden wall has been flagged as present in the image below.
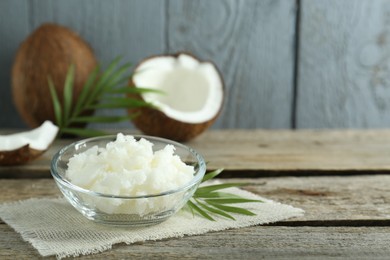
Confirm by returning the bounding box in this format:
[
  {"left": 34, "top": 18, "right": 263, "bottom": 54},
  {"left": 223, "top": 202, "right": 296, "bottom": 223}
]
[{"left": 1, "top": 0, "right": 390, "bottom": 130}]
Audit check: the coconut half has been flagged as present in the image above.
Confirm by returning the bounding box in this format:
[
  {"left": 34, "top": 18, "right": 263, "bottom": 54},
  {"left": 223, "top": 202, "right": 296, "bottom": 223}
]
[
  {"left": 0, "top": 121, "right": 59, "bottom": 165},
  {"left": 129, "top": 53, "right": 224, "bottom": 141}
]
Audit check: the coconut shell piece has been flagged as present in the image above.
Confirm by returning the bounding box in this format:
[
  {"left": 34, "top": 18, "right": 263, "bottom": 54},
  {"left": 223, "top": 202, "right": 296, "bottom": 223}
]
[
  {"left": 0, "top": 121, "right": 59, "bottom": 166},
  {"left": 12, "top": 23, "right": 98, "bottom": 128},
  {"left": 128, "top": 53, "right": 224, "bottom": 142},
  {"left": 129, "top": 106, "right": 218, "bottom": 142},
  {"left": 0, "top": 145, "right": 45, "bottom": 166}
]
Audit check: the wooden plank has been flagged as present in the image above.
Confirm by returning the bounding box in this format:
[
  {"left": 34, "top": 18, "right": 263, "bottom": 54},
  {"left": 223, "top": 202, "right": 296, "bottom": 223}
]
[
  {"left": 0, "top": 0, "right": 30, "bottom": 128},
  {"left": 1, "top": 0, "right": 298, "bottom": 130},
  {"left": 29, "top": 0, "right": 165, "bottom": 129},
  {"left": 189, "top": 129, "right": 390, "bottom": 172},
  {"left": 2, "top": 175, "right": 390, "bottom": 223},
  {"left": 1, "top": 225, "right": 390, "bottom": 259},
  {"left": 249, "top": 175, "right": 390, "bottom": 223},
  {"left": 297, "top": 0, "right": 390, "bottom": 128},
  {"left": 3, "top": 129, "right": 390, "bottom": 178},
  {"left": 167, "top": 0, "right": 296, "bottom": 128},
  {"left": 2, "top": 175, "right": 390, "bottom": 258},
  {"left": 0, "top": 0, "right": 164, "bottom": 129},
  {"left": 29, "top": 0, "right": 165, "bottom": 65}
]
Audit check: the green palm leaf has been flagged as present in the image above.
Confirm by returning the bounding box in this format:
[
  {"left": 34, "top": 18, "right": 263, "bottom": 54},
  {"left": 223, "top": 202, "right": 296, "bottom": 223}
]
[
  {"left": 196, "top": 183, "right": 250, "bottom": 194},
  {"left": 105, "top": 86, "right": 164, "bottom": 95},
  {"left": 48, "top": 57, "right": 156, "bottom": 137},
  {"left": 69, "top": 115, "right": 132, "bottom": 124},
  {"left": 103, "top": 62, "right": 133, "bottom": 90},
  {"left": 207, "top": 203, "right": 256, "bottom": 216},
  {"left": 187, "top": 200, "right": 215, "bottom": 221},
  {"left": 201, "top": 168, "right": 223, "bottom": 183},
  {"left": 195, "top": 199, "right": 235, "bottom": 220},
  {"left": 60, "top": 128, "right": 108, "bottom": 137},
  {"left": 205, "top": 198, "right": 262, "bottom": 204},
  {"left": 186, "top": 169, "right": 262, "bottom": 221},
  {"left": 72, "top": 66, "right": 100, "bottom": 118},
  {"left": 195, "top": 192, "right": 248, "bottom": 199},
  {"left": 63, "top": 64, "right": 75, "bottom": 126},
  {"left": 90, "top": 98, "right": 149, "bottom": 109},
  {"left": 48, "top": 77, "right": 62, "bottom": 128}
]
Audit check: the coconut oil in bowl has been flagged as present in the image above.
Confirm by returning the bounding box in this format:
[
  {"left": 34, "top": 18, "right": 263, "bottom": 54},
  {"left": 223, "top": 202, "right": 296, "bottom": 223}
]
[{"left": 51, "top": 134, "right": 206, "bottom": 226}]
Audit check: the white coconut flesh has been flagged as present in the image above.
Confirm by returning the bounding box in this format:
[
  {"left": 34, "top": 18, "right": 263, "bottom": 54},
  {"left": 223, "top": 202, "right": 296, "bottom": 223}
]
[
  {"left": 0, "top": 120, "right": 59, "bottom": 151},
  {"left": 133, "top": 54, "right": 223, "bottom": 124}
]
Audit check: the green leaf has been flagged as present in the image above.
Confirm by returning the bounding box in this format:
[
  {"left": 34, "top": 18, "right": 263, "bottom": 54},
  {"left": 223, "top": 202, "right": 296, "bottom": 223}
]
[
  {"left": 184, "top": 168, "right": 261, "bottom": 221},
  {"left": 61, "top": 127, "right": 108, "bottom": 137},
  {"left": 187, "top": 200, "right": 215, "bottom": 221},
  {"left": 69, "top": 115, "right": 132, "bottom": 124},
  {"left": 72, "top": 65, "right": 100, "bottom": 118},
  {"left": 48, "top": 77, "right": 62, "bottom": 127},
  {"left": 196, "top": 183, "right": 249, "bottom": 194},
  {"left": 184, "top": 203, "right": 195, "bottom": 217},
  {"left": 89, "top": 98, "right": 151, "bottom": 109},
  {"left": 47, "top": 57, "right": 162, "bottom": 138},
  {"left": 102, "top": 62, "right": 133, "bottom": 90},
  {"left": 105, "top": 86, "right": 164, "bottom": 95},
  {"left": 104, "top": 74, "right": 134, "bottom": 91},
  {"left": 204, "top": 198, "right": 262, "bottom": 204},
  {"left": 63, "top": 64, "right": 75, "bottom": 126},
  {"left": 201, "top": 168, "right": 224, "bottom": 183},
  {"left": 207, "top": 203, "right": 256, "bottom": 216},
  {"left": 193, "top": 191, "right": 244, "bottom": 199},
  {"left": 195, "top": 199, "right": 235, "bottom": 220},
  {"left": 84, "top": 57, "right": 122, "bottom": 106}
]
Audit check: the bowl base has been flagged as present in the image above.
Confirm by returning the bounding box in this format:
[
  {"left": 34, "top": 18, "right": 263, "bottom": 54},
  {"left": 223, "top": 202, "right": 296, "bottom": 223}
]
[{"left": 82, "top": 210, "right": 176, "bottom": 227}]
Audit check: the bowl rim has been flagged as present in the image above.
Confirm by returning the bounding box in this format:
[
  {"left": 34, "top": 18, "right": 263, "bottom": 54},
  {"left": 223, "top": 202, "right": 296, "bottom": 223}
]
[{"left": 50, "top": 134, "right": 206, "bottom": 199}]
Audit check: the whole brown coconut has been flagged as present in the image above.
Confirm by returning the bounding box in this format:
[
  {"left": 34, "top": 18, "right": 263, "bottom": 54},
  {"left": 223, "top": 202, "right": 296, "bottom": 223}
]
[
  {"left": 12, "top": 23, "right": 98, "bottom": 127},
  {"left": 128, "top": 53, "right": 224, "bottom": 142}
]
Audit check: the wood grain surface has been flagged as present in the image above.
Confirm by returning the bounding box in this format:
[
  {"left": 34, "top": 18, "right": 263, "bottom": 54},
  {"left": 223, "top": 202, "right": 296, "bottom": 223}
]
[
  {"left": 0, "top": 0, "right": 30, "bottom": 128},
  {"left": 3, "top": 129, "right": 390, "bottom": 178},
  {"left": 3, "top": 0, "right": 390, "bottom": 130},
  {"left": 2, "top": 175, "right": 390, "bottom": 223},
  {"left": 1, "top": 225, "right": 390, "bottom": 259},
  {"left": 167, "top": 0, "right": 296, "bottom": 128},
  {"left": 1, "top": 175, "right": 390, "bottom": 259},
  {"left": 297, "top": 0, "right": 390, "bottom": 128},
  {"left": 3, "top": 0, "right": 165, "bottom": 129},
  {"left": 0, "top": 0, "right": 296, "bottom": 129},
  {"left": 27, "top": 0, "right": 165, "bottom": 65},
  {"left": 2, "top": 129, "right": 390, "bottom": 259}
]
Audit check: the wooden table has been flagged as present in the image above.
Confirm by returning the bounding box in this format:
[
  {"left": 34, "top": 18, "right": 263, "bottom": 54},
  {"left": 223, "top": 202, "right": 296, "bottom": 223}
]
[{"left": 1, "top": 129, "right": 390, "bottom": 259}]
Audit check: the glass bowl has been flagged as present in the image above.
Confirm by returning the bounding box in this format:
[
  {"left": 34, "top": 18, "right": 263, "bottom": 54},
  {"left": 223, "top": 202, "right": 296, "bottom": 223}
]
[{"left": 50, "top": 134, "right": 206, "bottom": 227}]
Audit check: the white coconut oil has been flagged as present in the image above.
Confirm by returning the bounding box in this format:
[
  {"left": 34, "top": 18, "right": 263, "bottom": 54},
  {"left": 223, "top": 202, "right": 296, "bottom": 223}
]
[{"left": 66, "top": 133, "right": 195, "bottom": 215}]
